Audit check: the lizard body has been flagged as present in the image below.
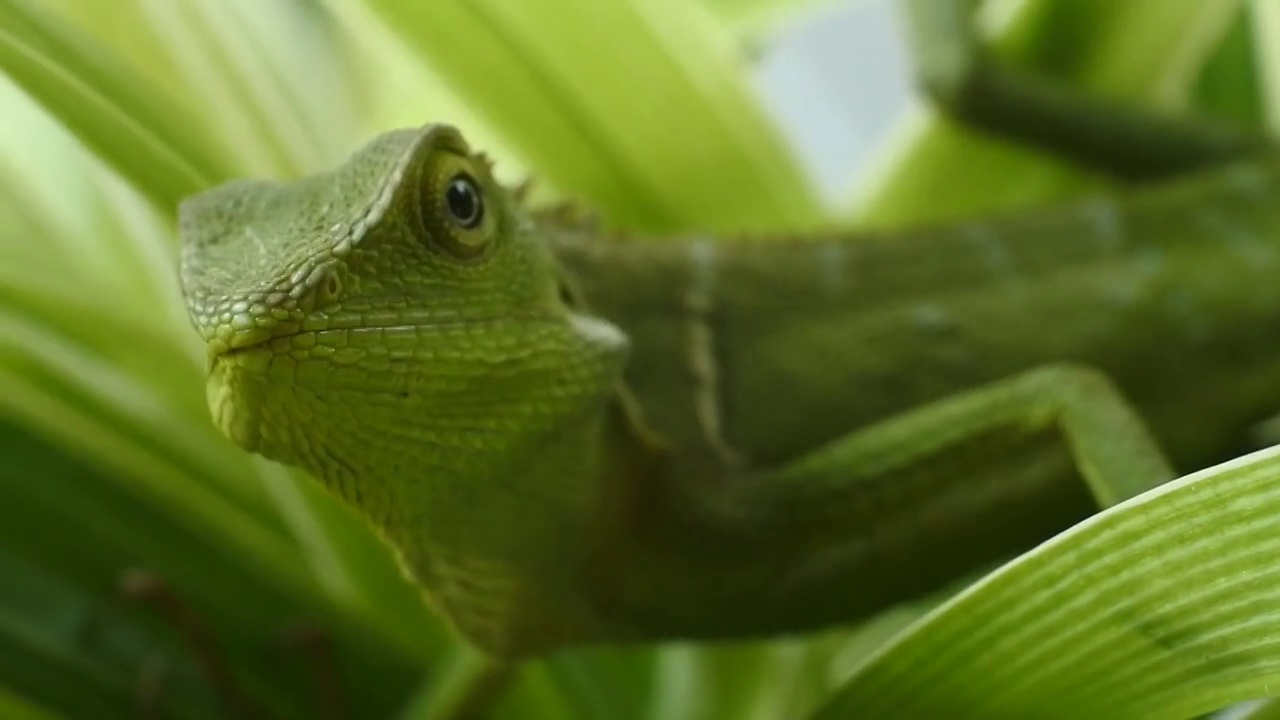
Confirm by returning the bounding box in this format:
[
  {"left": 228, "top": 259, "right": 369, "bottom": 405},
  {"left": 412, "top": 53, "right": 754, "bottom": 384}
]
[
  {"left": 549, "top": 156, "right": 1280, "bottom": 643},
  {"left": 180, "top": 124, "right": 1280, "bottom": 657}
]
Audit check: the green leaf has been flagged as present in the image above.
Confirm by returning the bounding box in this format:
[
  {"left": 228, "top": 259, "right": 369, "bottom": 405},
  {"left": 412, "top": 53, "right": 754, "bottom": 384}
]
[
  {"left": 351, "top": 0, "right": 821, "bottom": 232},
  {"left": 700, "top": 0, "right": 851, "bottom": 38},
  {"left": 0, "top": 686, "right": 58, "bottom": 720},
  {"left": 814, "top": 446, "right": 1280, "bottom": 718},
  {"left": 0, "top": 0, "right": 237, "bottom": 210},
  {"left": 0, "top": 420, "right": 425, "bottom": 719},
  {"left": 1251, "top": 0, "right": 1280, "bottom": 133},
  {"left": 1189, "top": 3, "right": 1264, "bottom": 128}
]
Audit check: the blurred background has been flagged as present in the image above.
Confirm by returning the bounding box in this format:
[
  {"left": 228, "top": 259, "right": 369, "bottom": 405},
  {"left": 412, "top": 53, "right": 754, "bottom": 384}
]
[
  {"left": 755, "top": 0, "right": 910, "bottom": 201},
  {"left": 1, "top": 0, "right": 1271, "bottom": 718}
]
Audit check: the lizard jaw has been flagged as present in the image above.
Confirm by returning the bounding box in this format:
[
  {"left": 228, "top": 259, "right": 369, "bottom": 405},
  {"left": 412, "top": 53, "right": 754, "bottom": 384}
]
[
  {"left": 204, "top": 326, "right": 275, "bottom": 359},
  {"left": 205, "top": 345, "right": 273, "bottom": 453}
]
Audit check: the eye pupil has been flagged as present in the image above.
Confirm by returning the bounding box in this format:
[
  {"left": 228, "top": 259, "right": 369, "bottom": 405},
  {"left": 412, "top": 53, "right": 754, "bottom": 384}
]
[{"left": 445, "top": 174, "right": 483, "bottom": 229}]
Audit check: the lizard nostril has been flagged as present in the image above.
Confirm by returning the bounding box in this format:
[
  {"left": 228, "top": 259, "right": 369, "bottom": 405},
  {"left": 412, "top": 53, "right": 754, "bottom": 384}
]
[{"left": 318, "top": 273, "right": 342, "bottom": 304}]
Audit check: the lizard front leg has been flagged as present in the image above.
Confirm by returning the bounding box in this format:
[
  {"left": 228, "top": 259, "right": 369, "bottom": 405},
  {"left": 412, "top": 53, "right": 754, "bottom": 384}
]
[
  {"left": 762, "top": 363, "right": 1173, "bottom": 509},
  {"left": 607, "top": 364, "right": 1177, "bottom": 642},
  {"left": 742, "top": 361, "right": 1177, "bottom": 620},
  {"left": 740, "top": 363, "right": 1175, "bottom": 626}
]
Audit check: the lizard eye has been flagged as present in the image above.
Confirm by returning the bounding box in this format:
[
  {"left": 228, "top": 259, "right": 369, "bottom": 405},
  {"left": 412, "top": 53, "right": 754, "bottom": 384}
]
[
  {"left": 444, "top": 174, "right": 484, "bottom": 229},
  {"left": 419, "top": 153, "right": 497, "bottom": 260}
]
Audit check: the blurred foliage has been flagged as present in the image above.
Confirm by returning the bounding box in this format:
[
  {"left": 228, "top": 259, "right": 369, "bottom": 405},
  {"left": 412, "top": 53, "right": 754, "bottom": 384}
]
[{"left": 3, "top": 0, "right": 1280, "bottom": 717}]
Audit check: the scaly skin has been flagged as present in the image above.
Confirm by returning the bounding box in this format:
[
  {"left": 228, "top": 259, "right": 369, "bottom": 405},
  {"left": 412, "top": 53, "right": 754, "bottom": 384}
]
[
  {"left": 181, "top": 126, "right": 644, "bottom": 656},
  {"left": 181, "top": 122, "right": 1280, "bottom": 659}
]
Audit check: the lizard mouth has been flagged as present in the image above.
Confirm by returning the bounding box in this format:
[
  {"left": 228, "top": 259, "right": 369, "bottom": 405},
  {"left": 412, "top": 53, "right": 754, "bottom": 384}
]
[
  {"left": 207, "top": 313, "right": 568, "bottom": 362},
  {"left": 207, "top": 327, "right": 277, "bottom": 359}
]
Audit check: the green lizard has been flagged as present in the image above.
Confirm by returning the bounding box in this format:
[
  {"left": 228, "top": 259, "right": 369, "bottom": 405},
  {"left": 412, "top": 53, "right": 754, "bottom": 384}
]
[{"left": 178, "top": 0, "right": 1280, "bottom": 663}]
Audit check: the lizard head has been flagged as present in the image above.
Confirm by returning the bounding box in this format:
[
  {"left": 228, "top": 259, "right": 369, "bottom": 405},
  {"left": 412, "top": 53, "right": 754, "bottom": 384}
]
[{"left": 178, "top": 124, "right": 627, "bottom": 515}]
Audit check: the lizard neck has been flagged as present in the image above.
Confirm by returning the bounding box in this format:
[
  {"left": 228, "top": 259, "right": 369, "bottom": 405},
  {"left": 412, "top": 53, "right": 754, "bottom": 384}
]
[
  {"left": 377, "top": 348, "right": 676, "bottom": 656},
  {"left": 209, "top": 310, "right": 635, "bottom": 655},
  {"left": 383, "top": 388, "right": 620, "bottom": 655},
  {"left": 338, "top": 314, "right": 637, "bottom": 655}
]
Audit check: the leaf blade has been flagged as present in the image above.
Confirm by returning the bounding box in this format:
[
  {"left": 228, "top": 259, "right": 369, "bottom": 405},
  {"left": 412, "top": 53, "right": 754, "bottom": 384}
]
[
  {"left": 0, "top": 0, "right": 238, "bottom": 209},
  {"left": 814, "top": 447, "right": 1280, "bottom": 718},
  {"left": 353, "top": 0, "right": 821, "bottom": 232}
]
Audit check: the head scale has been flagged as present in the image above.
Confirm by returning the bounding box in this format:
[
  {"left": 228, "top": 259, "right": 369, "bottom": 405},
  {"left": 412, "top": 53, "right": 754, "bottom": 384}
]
[
  {"left": 179, "top": 124, "right": 633, "bottom": 654},
  {"left": 178, "top": 122, "right": 625, "bottom": 516}
]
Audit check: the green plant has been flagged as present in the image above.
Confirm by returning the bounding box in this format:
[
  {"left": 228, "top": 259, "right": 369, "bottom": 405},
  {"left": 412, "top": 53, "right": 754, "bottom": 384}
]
[{"left": 4, "top": 0, "right": 1280, "bottom": 717}]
